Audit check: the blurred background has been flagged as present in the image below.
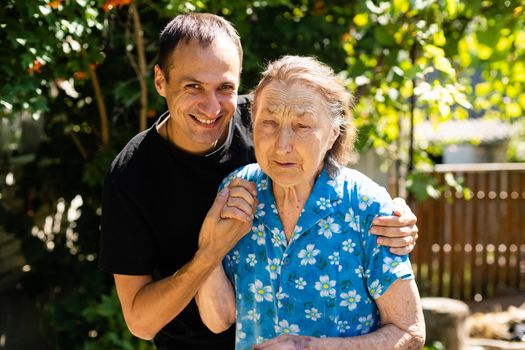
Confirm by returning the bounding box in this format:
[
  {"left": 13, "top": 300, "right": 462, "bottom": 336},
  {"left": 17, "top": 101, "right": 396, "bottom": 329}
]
[{"left": 1, "top": 1, "right": 524, "bottom": 349}]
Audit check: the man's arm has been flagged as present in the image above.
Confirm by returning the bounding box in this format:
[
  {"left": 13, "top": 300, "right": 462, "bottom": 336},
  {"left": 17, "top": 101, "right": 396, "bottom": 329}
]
[
  {"left": 254, "top": 279, "right": 425, "bottom": 350},
  {"left": 372, "top": 197, "right": 419, "bottom": 255},
  {"left": 114, "top": 179, "right": 256, "bottom": 340}
]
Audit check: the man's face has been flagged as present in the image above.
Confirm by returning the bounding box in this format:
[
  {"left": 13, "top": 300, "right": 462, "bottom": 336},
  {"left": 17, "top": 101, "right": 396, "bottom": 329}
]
[{"left": 154, "top": 35, "right": 241, "bottom": 154}]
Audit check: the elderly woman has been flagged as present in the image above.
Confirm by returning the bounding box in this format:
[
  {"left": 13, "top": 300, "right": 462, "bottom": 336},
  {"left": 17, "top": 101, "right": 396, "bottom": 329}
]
[{"left": 196, "top": 56, "right": 425, "bottom": 350}]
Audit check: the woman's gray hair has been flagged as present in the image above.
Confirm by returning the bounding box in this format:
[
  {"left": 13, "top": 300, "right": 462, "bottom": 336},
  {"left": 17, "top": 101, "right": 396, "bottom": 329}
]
[{"left": 251, "top": 55, "right": 357, "bottom": 176}]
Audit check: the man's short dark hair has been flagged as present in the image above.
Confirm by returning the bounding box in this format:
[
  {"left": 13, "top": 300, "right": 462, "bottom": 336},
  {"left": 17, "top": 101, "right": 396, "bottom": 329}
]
[{"left": 158, "top": 13, "right": 243, "bottom": 80}]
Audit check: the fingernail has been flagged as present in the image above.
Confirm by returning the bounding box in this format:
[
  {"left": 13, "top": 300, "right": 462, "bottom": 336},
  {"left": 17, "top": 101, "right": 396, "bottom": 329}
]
[
  {"left": 377, "top": 237, "right": 383, "bottom": 244},
  {"left": 370, "top": 227, "right": 377, "bottom": 234},
  {"left": 219, "top": 188, "right": 228, "bottom": 196}
]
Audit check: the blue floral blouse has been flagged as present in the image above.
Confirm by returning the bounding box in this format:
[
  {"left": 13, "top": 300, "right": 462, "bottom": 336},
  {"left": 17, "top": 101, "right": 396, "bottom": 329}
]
[{"left": 220, "top": 164, "right": 414, "bottom": 350}]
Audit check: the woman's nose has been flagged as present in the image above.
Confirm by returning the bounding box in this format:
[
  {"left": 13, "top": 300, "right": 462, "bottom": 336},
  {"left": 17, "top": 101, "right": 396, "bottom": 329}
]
[{"left": 275, "top": 128, "right": 293, "bottom": 154}]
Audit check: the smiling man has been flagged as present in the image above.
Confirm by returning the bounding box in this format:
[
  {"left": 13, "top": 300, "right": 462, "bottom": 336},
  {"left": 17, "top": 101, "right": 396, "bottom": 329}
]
[{"left": 99, "top": 13, "right": 419, "bottom": 350}]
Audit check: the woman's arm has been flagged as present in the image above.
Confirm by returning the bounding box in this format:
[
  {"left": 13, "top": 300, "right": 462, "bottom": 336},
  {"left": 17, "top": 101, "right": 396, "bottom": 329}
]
[
  {"left": 195, "top": 264, "right": 237, "bottom": 333},
  {"left": 255, "top": 279, "right": 425, "bottom": 350}
]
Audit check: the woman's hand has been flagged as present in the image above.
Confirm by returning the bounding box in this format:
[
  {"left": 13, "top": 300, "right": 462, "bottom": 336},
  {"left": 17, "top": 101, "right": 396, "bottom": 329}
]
[
  {"left": 254, "top": 334, "right": 315, "bottom": 350},
  {"left": 371, "top": 197, "right": 418, "bottom": 255}
]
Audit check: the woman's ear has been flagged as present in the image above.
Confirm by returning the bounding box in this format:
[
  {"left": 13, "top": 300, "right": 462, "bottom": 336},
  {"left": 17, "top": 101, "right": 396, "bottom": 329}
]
[{"left": 328, "top": 124, "right": 340, "bottom": 150}]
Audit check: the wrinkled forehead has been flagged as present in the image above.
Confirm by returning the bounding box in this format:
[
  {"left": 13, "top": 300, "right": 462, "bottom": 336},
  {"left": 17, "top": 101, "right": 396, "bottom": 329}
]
[{"left": 256, "top": 81, "right": 328, "bottom": 117}]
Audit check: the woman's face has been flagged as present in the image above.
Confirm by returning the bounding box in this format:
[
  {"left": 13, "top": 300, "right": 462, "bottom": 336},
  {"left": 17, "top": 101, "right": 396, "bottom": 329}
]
[{"left": 253, "top": 81, "right": 339, "bottom": 189}]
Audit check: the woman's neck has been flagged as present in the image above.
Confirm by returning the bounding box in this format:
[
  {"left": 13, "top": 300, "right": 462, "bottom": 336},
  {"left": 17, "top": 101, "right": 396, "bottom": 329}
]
[{"left": 273, "top": 182, "right": 313, "bottom": 242}]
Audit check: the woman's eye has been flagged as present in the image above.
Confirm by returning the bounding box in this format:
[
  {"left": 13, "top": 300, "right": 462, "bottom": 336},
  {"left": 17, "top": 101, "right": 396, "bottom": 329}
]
[
  {"left": 262, "top": 120, "right": 278, "bottom": 127},
  {"left": 297, "top": 124, "right": 311, "bottom": 129}
]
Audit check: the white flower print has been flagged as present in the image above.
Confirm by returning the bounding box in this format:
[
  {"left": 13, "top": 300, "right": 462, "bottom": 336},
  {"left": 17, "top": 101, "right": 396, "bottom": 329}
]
[
  {"left": 257, "top": 179, "right": 268, "bottom": 191},
  {"left": 358, "top": 194, "right": 373, "bottom": 211},
  {"left": 246, "top": 253, "right": 257, "bottom": 266},
  {"left": 305, "top": 307, "right": 321, "bottom": 321},
  {"left": 270, "top": 203, "right": 278, "bottom": 214},
  {"left": 249, "top": 279, "right": 273, "bottom": 302},
  {"left": 372, "top": 246, "right": 380, "bottom": 256},
  {"left": 255, "top": 203, "right": 266, "bottom": 218},
  {"left": 265, "top": 258, "right": 281, "bottom": 280},
  {"left": 328, "top": 252, "right": 340, "bottom": 265},
  {"left": 231, "top": 250, "right": 240, "bottom": 264},
  {"left": 236, "top": 322, "right": 246, "bottom": 343},
  {"left": 315, "top": 275, "right": 336, "bottom": 298},
  {"left": 298, "top": 244, "right": 320, "bottom": 266},
  {"left": 328, "top": 252, "right": 342, "bottom": 272},
  {"left": 354, "top": 265, "right": 371, "bottom": 279},
  {"left": 316, "top": 197, "right": 332, "bottom": 210},
  {"left": 383, "top": 256, "right": 403, "bottom": 274},
  {"left": 317, "top": 217, "right": 341, "bottom": 239},
  {"left": 369, "top": 279, "right": 383, "bottom": 298},
  {"left": 274, "top": 320, "right": 300, "bottom": 335},
  {"left": 335, "top": 317, "right": 350, "bottom": 332},
  {"left": 276, "top": 287, "right": 288, "bottom": 308},
  {"left": 271, "top": 227, "right": 284, "bottom": 247},
  {"left": 255, "top": 336, "right": 264, "bottom": 344},
  {"left": 357, "top": 314, "right": 375, "bottom": 334},
  {"left": 294, "top": 277, "right": 307, "bottom": 289},
  {"left": 342, "top": 239, "right": 356, "bottom": 253},
  {"left": 344, "top": 208, "right": 361, "bottom": 232},
  {"left": 340, "top": 290, "right": 361, "bottom": 311},
  {"left": 246, "top": 309, "right": 260, "bottom": 321},
  {"left": 251, "top": 224, "right": 266, "bottom": 245}
]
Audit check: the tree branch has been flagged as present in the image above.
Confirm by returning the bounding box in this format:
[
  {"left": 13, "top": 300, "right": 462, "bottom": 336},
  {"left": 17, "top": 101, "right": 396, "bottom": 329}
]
[
  {"left": 130, "top": 3, "right": 148, "bottom": 132},
  {"left": 88, "top": 63, "right": 110, "bottom": 149}
]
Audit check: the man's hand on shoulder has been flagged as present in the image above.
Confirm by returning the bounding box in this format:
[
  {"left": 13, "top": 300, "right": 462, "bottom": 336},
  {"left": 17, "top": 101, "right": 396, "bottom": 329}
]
[{"left": 370, "top": 197, "right": 418, "bottom": 255}]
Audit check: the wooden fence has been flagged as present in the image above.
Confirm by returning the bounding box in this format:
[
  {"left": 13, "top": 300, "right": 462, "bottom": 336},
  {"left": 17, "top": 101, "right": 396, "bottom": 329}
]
[{"left": 411, "top": 163, "right": 525, "bottom": 301}]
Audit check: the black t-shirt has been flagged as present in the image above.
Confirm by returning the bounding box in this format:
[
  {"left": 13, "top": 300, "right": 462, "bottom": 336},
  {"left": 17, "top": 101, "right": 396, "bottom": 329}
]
[{"left": 99, "top": 96, "right": 255, "bottom": 349}]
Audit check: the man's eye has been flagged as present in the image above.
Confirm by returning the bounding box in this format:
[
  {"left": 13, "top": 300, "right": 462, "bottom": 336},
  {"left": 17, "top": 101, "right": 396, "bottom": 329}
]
[
  {"left": 219, "top": 84, "right": 235, "bottom": 91},
  {"left": 186, "top": 84, "right": 201, "bottom": 90},
  {"left": 297, "top": 124, "right": 311, "bottom": 129}
]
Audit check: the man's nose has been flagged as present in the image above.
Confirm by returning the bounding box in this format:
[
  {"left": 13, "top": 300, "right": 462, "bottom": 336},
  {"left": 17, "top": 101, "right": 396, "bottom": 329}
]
[{"left": 199, "top": 92, "right": 221, "bottom": 117}]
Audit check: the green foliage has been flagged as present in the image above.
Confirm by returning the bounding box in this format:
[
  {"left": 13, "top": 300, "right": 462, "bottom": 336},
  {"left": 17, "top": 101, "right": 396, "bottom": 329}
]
[
  {"left": 1, "top": 0, "right": 524, "bottom": 348},
  {"left": 424, "top": 341, "right": 446, "bottom": 350}
]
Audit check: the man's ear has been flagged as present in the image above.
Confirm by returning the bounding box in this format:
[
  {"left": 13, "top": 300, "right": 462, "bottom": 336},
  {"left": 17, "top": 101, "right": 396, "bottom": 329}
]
[{"left": 154, "top": 65, "right": 167, "bottom": 97}]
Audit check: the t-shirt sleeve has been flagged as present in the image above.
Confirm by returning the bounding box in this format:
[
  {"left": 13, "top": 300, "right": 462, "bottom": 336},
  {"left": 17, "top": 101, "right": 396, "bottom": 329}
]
[
  {"left": 99, "top": 176, "right": 156, "bottom": 275},
  {"left": 359, "top": 184, "right": 414, "bottom": 300}
]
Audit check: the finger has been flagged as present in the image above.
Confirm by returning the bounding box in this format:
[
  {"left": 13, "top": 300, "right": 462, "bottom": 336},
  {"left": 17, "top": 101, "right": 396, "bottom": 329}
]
[
  {"left": 221, "top": 206, "right": 253, "bottom": 222},
  {"left": 229, "top": 178, "right": 257, "bottom": 196},
  {"left": 390, "top": 244, "right": 414, "bottom": 256},
  {"left": 207, "top": 188, "right": 229, "bottom": 219},
  {"left": 371, "top": 225, "right": 413, "bottom": 238},
  {"left": 377, "top": 235, "right": 414, "bottom": 248},
  {"left": 412, "top": 230, "right": 419, "bottom": 242},
  {"left": 254, "top": 335, "right": 286, "bottom": 349},
  {"left": 228, "top": 185, "right": 256, "bottom": 208},
  {"left": 226, "top": 196, "right": 255, "bottom": 217},
  {"left": 372, "top": 215, "right": 412, "bottom": 227}
]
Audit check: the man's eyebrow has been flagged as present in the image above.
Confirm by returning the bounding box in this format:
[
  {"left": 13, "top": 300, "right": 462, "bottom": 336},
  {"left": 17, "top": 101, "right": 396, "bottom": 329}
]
[
  {"left": 178, "top": 76, "right": 203, "bottom": 84},
  {"left": 177, "top": 76, "right": 237, "bottom": 86}
]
